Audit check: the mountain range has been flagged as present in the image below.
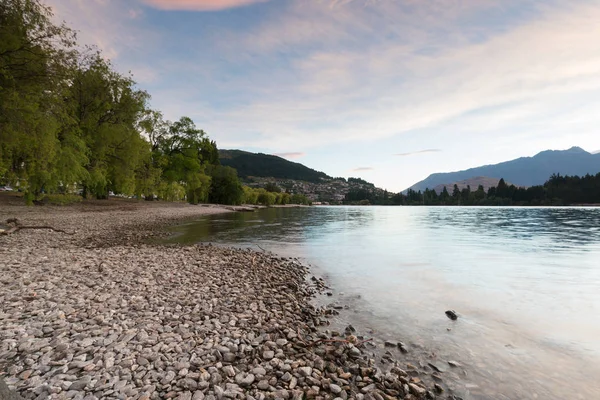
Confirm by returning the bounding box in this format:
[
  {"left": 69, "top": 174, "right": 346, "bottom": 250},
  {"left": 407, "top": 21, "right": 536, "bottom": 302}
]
[
  {"left": 219, "top": 147, "right": 600, "bottom": 196},
  {"left": 408, "top": 147, "right": 600, "bottom": 192}
]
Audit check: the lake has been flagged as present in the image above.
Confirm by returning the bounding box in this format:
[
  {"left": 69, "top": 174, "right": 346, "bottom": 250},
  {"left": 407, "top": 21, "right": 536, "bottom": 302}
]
[{"left": 168, "top": 206, "right": 600, "bottom": 399}]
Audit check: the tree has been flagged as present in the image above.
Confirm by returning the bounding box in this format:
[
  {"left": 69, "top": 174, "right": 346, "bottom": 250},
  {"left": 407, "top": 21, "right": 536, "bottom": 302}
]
[
  {"left": 257, "top": 189, "right": 276, "bottom": 206},
  {"left": 154, "top": 116, "right": 216, "bottom": 203},
  {"left": 265, "top": 182, "right": 281, "bottom": 193},
  {"left": 452, "top": 184, "right": 460, "bottom": 204},
  {"left": 66, "top": 51, "right": 151, "bottom": 198},
  {"left": 440, "top": 186, "right": 450, "bottom": 204},
  {"left": 207, "top": 165, "right": 243, "bottom": 205},
  {"left": 473, "top": 184, "right": 486, "bottom": 202},
  {"left": 0, "top": 0, "right": 78, "bottom": 201},
  {"left": 496, "top": 178, "right": 508, "bottom": 198}
]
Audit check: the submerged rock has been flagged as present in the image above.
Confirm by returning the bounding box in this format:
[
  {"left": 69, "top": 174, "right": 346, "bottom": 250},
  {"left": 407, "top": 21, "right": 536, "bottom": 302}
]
[{"left": 445, "top": 310, "right": 459, "bottom": 320}]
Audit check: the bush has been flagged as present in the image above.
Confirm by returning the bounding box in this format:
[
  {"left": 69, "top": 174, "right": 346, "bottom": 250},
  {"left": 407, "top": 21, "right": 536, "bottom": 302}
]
[{"left": 42, "top": 194, "right": 83, "bottom": 205}]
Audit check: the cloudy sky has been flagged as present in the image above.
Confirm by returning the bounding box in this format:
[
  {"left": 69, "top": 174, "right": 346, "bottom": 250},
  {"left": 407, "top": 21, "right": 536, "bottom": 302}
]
[{"left": 47, "top": 0, "right": 600, "bottom": 191}]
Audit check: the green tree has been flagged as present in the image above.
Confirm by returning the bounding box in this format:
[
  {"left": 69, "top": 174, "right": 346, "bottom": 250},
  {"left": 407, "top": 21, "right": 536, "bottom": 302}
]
[
  {"left": 257, "top": 189, "right": 276, "bottom": 206},
  {"left": 68, "top": 52, "right": 150, "bottom": 198},
  {"left": 265, "top": 182, "right": 281, "bottom": 193},
  {"left": 207, "top": 165, "right": 243, "bottom": 205},
  {"left": 0, "top": 0, "right": 79, "bottom": 201},
  {"left": 473, "top": 184, "right": 486, "bottom": 202},
  {"left": 154, "top": 116, "right": 216, "bottom": 203},
  {"left": 440, "top": 186, "right": 450, "bottom": 204}
]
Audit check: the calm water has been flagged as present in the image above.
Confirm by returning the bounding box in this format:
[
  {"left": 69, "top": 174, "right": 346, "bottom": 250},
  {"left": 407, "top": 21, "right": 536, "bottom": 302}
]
[{"left": 168, "top": 206, "right": 600, "bottom": 399}]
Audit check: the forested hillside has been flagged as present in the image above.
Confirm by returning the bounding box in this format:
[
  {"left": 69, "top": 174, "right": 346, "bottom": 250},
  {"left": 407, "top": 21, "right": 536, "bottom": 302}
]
[
  {"left": 219, "top": 150, "right": 331, "bottom": 183},
  {"left": 351, "top": 173, "right": 600, "bottom": 206}
]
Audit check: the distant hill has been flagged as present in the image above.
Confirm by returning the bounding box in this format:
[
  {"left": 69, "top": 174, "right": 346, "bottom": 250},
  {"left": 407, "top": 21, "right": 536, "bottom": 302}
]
[
  {"left": 219, "top": 150, "right": 331, "bottom": 183},
  {"left": 408, "top": 147, "right": 600, "bottom": 192},
  {"left": 431, "top": 177, "right": 512, "bottom": 194}
]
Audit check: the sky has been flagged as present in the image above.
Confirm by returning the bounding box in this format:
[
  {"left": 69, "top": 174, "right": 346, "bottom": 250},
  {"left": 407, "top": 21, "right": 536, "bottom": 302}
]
[{"left": 46, "top": 0, "right": 600, "bottom": 192}]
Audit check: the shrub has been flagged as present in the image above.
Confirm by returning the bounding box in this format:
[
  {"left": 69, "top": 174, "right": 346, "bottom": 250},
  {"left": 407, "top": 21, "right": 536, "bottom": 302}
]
[{"left": 42, "top": 194, "right": 83, "bottom": 205}]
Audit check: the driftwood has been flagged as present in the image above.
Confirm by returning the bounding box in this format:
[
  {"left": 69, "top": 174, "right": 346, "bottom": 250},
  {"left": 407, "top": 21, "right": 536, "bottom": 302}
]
[{"left": 0, "top": 218, "right": 75, "bottom": 236}]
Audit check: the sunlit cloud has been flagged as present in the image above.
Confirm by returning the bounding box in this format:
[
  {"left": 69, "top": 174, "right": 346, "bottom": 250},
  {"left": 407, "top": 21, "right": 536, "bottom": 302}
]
[
  {"left": 273, "top": 152, "right": 305, "bottom": 159},
  {"left": 46, "top": 0, "right": 157, "bottom": 62},
  {"left": 351, "top": 167, "right": 374, "bottom": 172},
  {"left": 193, "top": 0, "right": 600, "bottom": 154},
  {"left": 46, "top": 0, "right": 600, "bottom": 190},
  {"left": 140, "top": 0, "right": 272, "bottom": 11},
  {"left": 129, "top": 9, "right": 143, "bottom": 19},
  {"left": 394, "top": 149, "right": 442, "bottom": 157}
]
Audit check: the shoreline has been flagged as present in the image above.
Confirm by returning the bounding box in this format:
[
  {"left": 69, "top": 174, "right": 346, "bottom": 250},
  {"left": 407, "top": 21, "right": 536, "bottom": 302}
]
[{"left": 0, "top": 199, "right": 442, "bottom": 400}]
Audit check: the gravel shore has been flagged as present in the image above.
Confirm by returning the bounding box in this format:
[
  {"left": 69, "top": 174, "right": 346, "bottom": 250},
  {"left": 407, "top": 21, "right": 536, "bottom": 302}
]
[{"left": 0, "top": 196, "right": 444, "bottom": 400}]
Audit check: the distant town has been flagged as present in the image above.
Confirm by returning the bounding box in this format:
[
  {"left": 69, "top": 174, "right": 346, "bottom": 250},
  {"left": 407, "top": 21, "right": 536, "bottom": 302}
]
[{"left": 243, "top": 176, "right": 386, "bottom": 204}]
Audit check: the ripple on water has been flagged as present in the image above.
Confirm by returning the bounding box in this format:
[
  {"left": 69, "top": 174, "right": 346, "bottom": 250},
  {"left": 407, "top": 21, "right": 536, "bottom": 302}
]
[{"left": 168, "top": 206, "right": 600, "bottom": 399}]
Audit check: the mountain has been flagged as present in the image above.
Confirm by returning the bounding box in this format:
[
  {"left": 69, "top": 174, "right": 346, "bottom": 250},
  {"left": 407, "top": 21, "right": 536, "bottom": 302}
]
[
  {"left": 219, "top": 150, "right": 331, "bottom": 183},
  {"left": 408, "top": 147, "right": 600, "bottom": 192},
  {"left": 431, "top": 177, "right": 511, "bottom": 194}
]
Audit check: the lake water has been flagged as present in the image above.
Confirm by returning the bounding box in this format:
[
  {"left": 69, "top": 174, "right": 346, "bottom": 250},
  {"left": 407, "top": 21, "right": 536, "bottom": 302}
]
[{"left": 168, "top": 206, "right": 600, "bottom": 399}]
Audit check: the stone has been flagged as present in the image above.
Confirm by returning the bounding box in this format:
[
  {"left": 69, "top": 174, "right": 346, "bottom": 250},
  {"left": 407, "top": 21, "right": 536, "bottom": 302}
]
[
  {"left": 409, "top": 383, "right": 426, "bottom": 397},
  {"left": 222, "top": 366, "right": 236, "bottom": 377},
  {"left": 263, "top": 351, "right": 274, "bottom": 360},
  {"left": 445, "top": 310, "right": 458, "bottom": 320},
  {"left": 428, "top": 363, "right": 447, "bottom": 373},
  {"left": 69, "top": 376, "right": 91, "bottom": 391},
  {"left": 239, "top": 374, "right": 255, "bottom": 387},
  {"left": 19, "top": 370, "right": 33, "bottom": 380},
  {"left": 280, "top": 372, "right": 291, "bottom": 382},
  {"left": 0, "top": 378, "right": 23, "bottom": 400},
  {"left": 177, "top": 392, "right": 193, "bottom": 400},
  {"left": 257, "top": 380, "right": 270, "bottom": 390},
  {"left": 361, "top": 384, "right": 376, "bottom": 393},
  {"left": 192, "top": 391, "right": 205, "bottom": 400},
  {"left": 329, "top": 384, "right": 342, "bottom": 394},
  {"left": 214, "top": 386, "right": 225, "bottom": 400},
  {"left": 223, "top": 353, "right": 236, "bottom": 363},
  {"left": 162, "top": 370, "right": 177, "bottom": 385}
]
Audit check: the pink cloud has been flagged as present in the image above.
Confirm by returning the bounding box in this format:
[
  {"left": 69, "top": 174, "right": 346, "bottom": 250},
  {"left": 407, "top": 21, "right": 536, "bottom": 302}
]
[
  {"left": 128, "top": 8, "right": 143, "bottom": 19},
  {"left": 273, "top": 152, "right": 305, "bottom": 159},
  {"left": 394, "top": 149, "right": 441, "bottom": 157},
  {"left": 351, "top": 167, "right": 374, "bottom": 172},
  {"left": 140, "top": 0, "right": 272, "bottom": 11}
]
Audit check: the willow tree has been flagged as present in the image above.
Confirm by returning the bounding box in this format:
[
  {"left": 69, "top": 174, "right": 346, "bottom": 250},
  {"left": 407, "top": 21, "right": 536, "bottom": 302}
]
[
  {"left": 0, "top": 0, "right": 79, "bottom": 200},
  {"left": 157, "top": 117, "right": 216, "bottom": 203},
  {"left": 68, "top": 52, "right": 151, "bottom": 198}
]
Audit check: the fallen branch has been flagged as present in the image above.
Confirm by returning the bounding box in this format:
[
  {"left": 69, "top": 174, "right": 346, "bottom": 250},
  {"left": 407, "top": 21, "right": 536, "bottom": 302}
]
[
  {"left": 256, "top": 244, "right": 266, "bottom": 252},
  {"left": 0, "top": 218, "right": 75, "bottom": 236}
]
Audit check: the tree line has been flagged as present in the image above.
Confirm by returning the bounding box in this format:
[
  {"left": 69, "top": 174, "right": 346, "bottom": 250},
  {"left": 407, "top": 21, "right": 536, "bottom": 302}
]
[
  {"left": 345, "top": 173, "right": 600, "bottom": 206},
  {"left": 0, "top": 0, "right": 310, "bottom": 206}
]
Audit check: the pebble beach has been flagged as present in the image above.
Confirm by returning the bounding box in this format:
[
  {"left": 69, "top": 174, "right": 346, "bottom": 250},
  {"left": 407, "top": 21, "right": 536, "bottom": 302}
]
[{"left": 0, "top": 195, "right": 445, "bottom": 400}]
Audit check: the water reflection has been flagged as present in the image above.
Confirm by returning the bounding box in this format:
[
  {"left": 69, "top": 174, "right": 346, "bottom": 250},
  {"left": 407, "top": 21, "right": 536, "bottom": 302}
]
[
  {"left": 419, "top": 207, "right": 600, "bottom": 248},
  {"left": 169, "top": 206, "right": 376, "bottom": 244},
  {"left": 168, "top": 206, "right": 600, "bottom": 399}
]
